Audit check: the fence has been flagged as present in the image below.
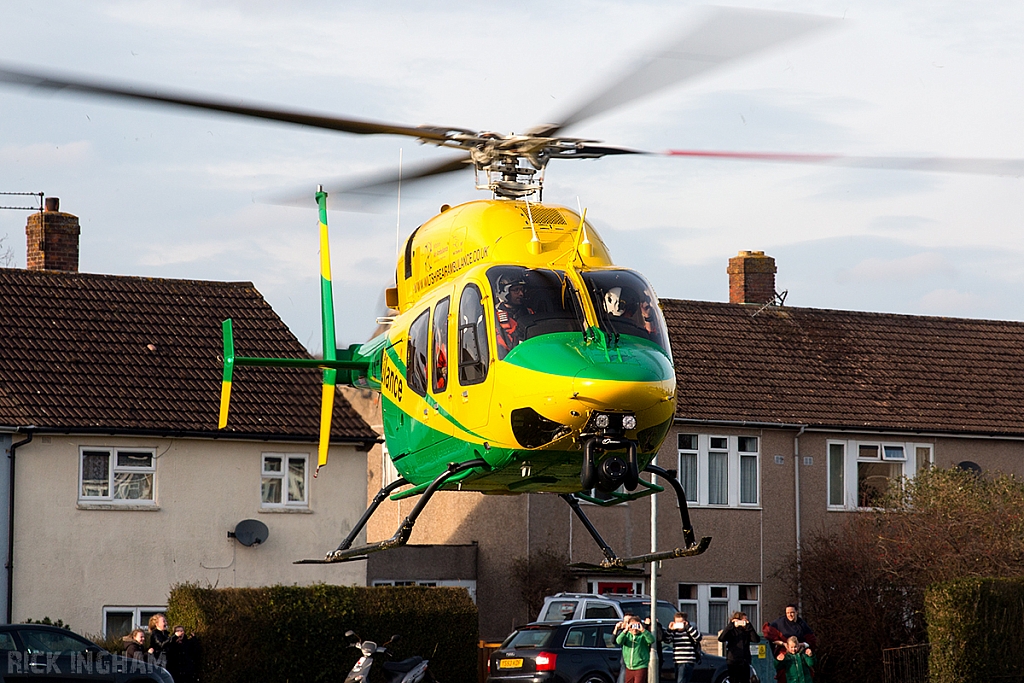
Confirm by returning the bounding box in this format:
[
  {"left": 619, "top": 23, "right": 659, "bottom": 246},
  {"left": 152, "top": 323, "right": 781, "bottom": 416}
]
[
  {"left": 478, "top": 641, "right": 502, "bottom": 683},
  {"left": 883, "top": 643, "right": 931, "bottom": 683}
]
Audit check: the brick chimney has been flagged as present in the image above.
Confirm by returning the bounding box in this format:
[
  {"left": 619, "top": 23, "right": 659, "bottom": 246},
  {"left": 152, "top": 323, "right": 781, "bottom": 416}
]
[
  {"left": 727, "top": 250, "right": 777, "bottom": 305},
  {"left": 26, "top": 197, "right": 80, "bottom": 272}
]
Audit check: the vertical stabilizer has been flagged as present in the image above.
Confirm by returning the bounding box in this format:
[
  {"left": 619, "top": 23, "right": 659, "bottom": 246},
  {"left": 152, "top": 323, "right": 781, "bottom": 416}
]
[{"left": 316, "top": 187, "right": 338, "bottom": 475}]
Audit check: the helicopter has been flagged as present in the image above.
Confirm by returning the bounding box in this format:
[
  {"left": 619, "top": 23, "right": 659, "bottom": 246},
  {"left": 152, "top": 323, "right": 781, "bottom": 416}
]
[{"left": 3, "top": 7, "right": 1024, "bottom": 569}]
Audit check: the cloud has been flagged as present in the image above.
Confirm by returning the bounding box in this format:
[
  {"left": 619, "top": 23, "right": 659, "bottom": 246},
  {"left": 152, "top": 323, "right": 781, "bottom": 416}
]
[
  {"left": 918, "top": 288, "right": 987, "bottom": 316},
  {"left": 0, "top": 141, "right": 92, "bottom": 167},
  {"left": 836, "top": 251, "right": 955, "bottom": 284}
]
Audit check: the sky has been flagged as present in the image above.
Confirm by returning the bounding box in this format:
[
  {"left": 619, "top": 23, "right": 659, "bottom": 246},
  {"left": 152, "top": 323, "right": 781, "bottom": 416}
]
[{"left": 1, "top": 0, "right": 1023, "bottom": 353}]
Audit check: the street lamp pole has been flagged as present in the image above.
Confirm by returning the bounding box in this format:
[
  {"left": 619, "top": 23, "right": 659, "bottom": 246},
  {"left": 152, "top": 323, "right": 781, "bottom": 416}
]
[{"left": 649, "top": 472, "right": 659, "bottom": 682}]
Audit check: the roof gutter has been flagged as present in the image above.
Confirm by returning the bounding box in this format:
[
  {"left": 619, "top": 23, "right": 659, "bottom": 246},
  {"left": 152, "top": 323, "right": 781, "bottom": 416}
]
[
  {"left": 673, "top": 418, "right": 1024, "bottom": 442},
  {"left": 7, "top": 430, "right": 33, "bottom": 624},
  {"left": 0, "top": 426, "right": 379, "bottom": 452}
]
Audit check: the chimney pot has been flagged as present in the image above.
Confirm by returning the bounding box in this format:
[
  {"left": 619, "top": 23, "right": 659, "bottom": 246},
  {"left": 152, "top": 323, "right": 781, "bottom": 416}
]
[
  {"left": 727, "top": 250, "right": 777, "bottom": 305},
  {"left": 44, "top": 197, "right": 59, "bottom": 212}
]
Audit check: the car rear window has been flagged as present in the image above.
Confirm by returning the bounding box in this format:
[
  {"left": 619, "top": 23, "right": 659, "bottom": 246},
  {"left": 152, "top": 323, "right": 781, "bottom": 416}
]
[
  {"left": 540, "top": 600, "right": 577, "bottom": 621},
  {"left": 565, "top": 624, "right": 617, "bottom": 649},
  {"left": 501, "top": 627, "right": 556, "bottom": 649}
]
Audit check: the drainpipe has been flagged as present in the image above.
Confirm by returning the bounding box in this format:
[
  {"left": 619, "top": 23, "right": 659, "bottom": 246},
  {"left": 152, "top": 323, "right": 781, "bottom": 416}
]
[
  {"left": 793, "top": 425, "right": 806, "bottom": 612},
  {"left": 7, "top": 430, "right": 31, "bottom": 624}
]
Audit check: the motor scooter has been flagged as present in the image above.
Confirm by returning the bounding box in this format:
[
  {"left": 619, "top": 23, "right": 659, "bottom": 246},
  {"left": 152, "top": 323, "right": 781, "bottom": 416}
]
[{"left": 343, "top": 630, "right": 435, "bottom": 683}]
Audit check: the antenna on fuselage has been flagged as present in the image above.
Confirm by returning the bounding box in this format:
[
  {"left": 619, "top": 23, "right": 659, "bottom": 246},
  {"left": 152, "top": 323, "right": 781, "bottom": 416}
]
[{"left": 396, "top": 148, "right": 403, "bottom": 257}]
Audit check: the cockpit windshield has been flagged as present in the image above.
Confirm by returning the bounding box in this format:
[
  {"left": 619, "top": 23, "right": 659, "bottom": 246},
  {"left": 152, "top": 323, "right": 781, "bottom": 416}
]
[
  {"left": 581, "top": 269, "right": 671, "bottom": 353},
  {"left": 487, "top": 266, "right": 585, "bottom": 360}
]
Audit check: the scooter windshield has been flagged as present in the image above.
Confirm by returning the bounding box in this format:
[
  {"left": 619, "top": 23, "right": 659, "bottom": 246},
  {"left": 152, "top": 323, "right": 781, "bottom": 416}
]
[
  {"left": 581, "top": 269, "right": 671, "bottom": 354},
  {"left": 488, "top": 266, "right": 586, "bottom": 360}
]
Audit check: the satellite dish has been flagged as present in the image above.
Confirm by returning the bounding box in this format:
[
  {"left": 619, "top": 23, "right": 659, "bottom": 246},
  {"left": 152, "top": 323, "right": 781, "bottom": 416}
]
[
  {"left": 956, "top": 461, "right": 982, "bottom": 474},
  {"left": 229, "top": 519, "right": 269, "bottom": 547}
]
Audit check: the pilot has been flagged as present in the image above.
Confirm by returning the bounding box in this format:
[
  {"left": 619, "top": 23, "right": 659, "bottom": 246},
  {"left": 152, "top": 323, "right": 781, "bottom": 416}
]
[
  {"left": 496, "top": 274, "right": 534, "bottom": 356},
  {"left": 640, "top": 292, "right": 658, "bottom": 335}
]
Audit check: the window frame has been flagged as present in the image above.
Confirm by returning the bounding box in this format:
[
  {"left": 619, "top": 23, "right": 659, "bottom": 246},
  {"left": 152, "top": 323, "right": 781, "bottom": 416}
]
[
  {"left": 457, "top": 283, "right": 489, "bottom": 386},
  {"left": 261, "top": 452, "right": 310, "bottom": 508},
  {"left": 675, "top": 433, "right": 760, "bottom": 508},
  {"left": 431, "top": 296, "right": 451, "bottom": 395},
  {"left": 406, "top": 308, "right": 430, "bottom": 397},
  {"left": 676, "top": 583, "right": 761, "bottom": 635},
  {"left": 78, "top": 447, "right": 156, "bottom": 505},
  {"left": 827, "top": 439, "right": 932, "bottom": 511},
  {"left": 102, "top": 605, "right": 166, "bottom": 639}
]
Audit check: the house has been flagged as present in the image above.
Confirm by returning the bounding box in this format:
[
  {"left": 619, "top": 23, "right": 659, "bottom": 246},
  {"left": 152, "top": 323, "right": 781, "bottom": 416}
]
[
  {"left": 358, "top": 249, "right": 1024, "bottom": 641},
  {"left": 0, "top": 199, "right": 378, "bottom": 636}
]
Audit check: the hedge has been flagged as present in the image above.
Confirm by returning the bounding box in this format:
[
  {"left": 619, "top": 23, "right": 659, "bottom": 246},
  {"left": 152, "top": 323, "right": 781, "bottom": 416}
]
[
  {"left": 167, "top": 583, "right": 478, "bottom": 683},
  {"left": 926, "top": 577, "right": 1024, "bottom": 683}
]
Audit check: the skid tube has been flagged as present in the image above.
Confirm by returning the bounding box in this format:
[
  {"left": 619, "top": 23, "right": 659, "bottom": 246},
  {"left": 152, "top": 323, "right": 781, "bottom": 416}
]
[
  {"left": 296, "top": 458, "right": 488, "bottom": 564},
  {"left": 563, "top": 464, "right": 712, "bottom": 569}
]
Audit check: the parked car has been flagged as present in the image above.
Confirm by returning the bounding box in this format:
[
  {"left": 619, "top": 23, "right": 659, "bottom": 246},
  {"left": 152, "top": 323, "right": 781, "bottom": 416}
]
[
  {"left": 0, "top": 623, "right": 174, "bottom": 682},
  {"left": 487, "top": 619, "right": 759, "bottom": 683},
  {"left": 538, "top": 592, "right": 678, "bottom": 626}
]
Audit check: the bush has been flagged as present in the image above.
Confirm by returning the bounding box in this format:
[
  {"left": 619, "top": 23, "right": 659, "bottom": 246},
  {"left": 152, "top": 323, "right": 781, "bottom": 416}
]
[
  {"left": 791, "top": 467, "right": 1024, "bottom": 683},
  {"left": 167, "top": 583, "right": 477, "bottom": 683},
  {"left": 926, "top": 577, "right": 1024, "bottom": 683}
]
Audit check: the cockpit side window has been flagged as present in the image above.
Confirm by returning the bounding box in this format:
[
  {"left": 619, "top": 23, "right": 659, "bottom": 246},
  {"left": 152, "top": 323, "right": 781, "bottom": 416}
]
[
  {"left": 488, "top": 266, "right": 585, "bottom": 360},
  {"left": 458, "top": 284, "right": 489, "bottom": 385},
  {"left": 432, "top": 297, "right": 450, "bottom": 394},
  {"left": 406, "top": 309, "right": 429, "bottom": 397},
  {"left": 581, "top": 270, "right": 671, "bottom": 353}
]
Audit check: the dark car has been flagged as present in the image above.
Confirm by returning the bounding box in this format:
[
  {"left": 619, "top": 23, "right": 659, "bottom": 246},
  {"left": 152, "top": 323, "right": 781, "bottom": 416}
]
[
  {"left": 487, "top": 619, "right": 758, "bottom": 683},
  {"left": 0, "top": 623, "right": 174, "bottom": 682}
]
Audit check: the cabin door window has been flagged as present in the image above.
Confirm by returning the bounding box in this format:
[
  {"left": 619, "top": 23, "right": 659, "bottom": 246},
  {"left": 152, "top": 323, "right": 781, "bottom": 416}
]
[
  {"left": 406, "top": 309, "right": 429, "bottom": 397},
  {"left": 432, "top": 297, "right": 450, "bottom": 394},
  {"left": 458, "top": 284, "right": 489, "bottom": 385}
]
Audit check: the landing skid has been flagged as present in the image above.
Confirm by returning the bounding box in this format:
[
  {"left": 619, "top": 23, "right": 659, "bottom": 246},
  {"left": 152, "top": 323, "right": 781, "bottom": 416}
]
[
  {"left": 564, "top": 464, "right": 711, "bottom": 569},
  {"left": 296, "top": 458, "right": 488, "bottom": 564}
]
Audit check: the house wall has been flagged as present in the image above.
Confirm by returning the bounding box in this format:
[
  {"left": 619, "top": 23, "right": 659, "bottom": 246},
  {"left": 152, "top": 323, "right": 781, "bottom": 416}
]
[
  {"left": 356, "top": 366, "right": 1024, "bottom": 642},
  {"left": 12, "top": 434, "right": 367, "bottom": 635}
]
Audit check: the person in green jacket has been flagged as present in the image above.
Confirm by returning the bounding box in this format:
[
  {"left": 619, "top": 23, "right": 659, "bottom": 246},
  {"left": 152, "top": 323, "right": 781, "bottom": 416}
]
[
  {"left": 615, "top": 615, "right": 656, "bottom": 683},
  {"left": 774, "top": 636, "right": 816, "bottom": 683}
]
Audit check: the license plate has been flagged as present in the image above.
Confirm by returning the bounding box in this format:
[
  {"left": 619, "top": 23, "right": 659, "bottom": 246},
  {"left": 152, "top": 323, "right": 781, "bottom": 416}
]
[{"left": 498, "top": 658, "right": 523, "bottom": 669}]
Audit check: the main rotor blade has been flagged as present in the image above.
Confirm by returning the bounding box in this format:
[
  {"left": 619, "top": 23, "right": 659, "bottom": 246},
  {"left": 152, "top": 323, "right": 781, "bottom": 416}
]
[
  {"left": 663, "top": 149, "right": 1024, "bottom": 176},
  {"left": 269, "top": 154, "right": 472, "bottom": 208},
  {"left": 537, "top": 7, "right": 837, "bottom": 137},
  {"left": 0, "top": 63, "right": 463, "bottom": 141}
]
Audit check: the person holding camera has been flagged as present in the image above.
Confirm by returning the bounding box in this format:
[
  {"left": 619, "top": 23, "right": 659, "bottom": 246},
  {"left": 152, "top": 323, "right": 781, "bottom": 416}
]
[
  {"left": 614, "top": 614, "right": 656, "bottom": 683},
  {"left": 718, "top": 612, "right": 759, "bottom": 683},
  {"left": 666, "top": 612, "right": 702, "bottom": 683}
]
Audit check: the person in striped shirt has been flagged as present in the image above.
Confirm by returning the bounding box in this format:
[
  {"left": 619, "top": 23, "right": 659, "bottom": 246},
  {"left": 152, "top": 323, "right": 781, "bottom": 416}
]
[{"left": 665, "top": 612, "right": 702, "bottom": 683}]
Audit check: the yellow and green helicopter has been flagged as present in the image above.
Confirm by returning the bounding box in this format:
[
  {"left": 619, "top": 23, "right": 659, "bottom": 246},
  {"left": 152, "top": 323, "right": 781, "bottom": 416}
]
[{"left": 4, "top": 7, "right": 1021, "bottom": 568}]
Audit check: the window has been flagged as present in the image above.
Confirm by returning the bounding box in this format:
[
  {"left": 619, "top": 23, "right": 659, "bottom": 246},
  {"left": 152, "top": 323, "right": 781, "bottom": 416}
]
[
  {"left": 677, "top": 435, "right": 698, "bottom": 503},
  {"left": 79, "top": 448, "right": 155, "bottom": 503},
  {"left": 677, "top": 584, "right": 698, "bottom": 625},
  {"left": 587, "top": 580, "right": 644, "bottom": 595},
  {"left": 431, "top": 297, "right": 450, "bottom": 394},
  {"left": 676, "top": 584, "right": 761, "bottom": 635},
  {"left": 675, "top": 434, "right": 760, "bottom": 507},
  {"left": 458, "top": 284, "right": 488, "bottom": 385},
  {"left": 262, "top": 453, "right": 308, "bottom": 507},
  {"left": 103, "top": 606, "right": 165, "bottom": 639},
  {"left": 406, "top": 309, "right": 429, "bottom": 397},
  {"left": 487, "top": 266, "right": 585, "bottom": 359},
  {"left": 828, "top": 440, "right": 932, "bottom": 510}
]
